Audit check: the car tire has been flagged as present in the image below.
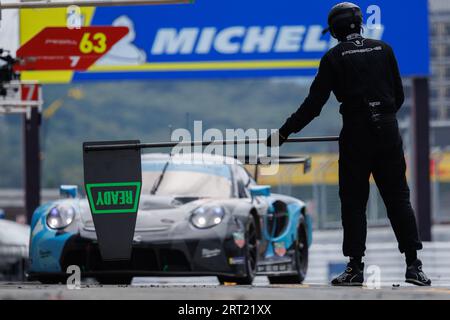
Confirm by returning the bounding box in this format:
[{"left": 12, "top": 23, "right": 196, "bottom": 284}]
[
  {"left": 96, "top": 275, "right": 133, "bottom": 285},
  {"left": 268, "top": 219, "right": 308, "bottom": 284},
  {"left": 218, "top": 215, "right": 258, "bottom": 285}
]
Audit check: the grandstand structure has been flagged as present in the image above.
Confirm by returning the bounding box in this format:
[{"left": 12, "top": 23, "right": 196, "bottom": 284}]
[{"left": 401, "top": 0, "right": 450, "bottom": 122}]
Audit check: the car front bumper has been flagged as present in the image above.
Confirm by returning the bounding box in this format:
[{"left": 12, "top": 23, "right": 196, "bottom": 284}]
[{"left": 29, "top": 232, "right": 248, "bottom": 279}]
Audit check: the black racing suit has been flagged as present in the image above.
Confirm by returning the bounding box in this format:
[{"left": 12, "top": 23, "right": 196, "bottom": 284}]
[{"left": 278, "top": 33, "right": 423, "bottom": 257}]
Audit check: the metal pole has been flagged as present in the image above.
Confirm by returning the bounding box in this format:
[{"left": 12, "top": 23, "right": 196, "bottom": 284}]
[
  {"left": 84, "top": 136, "right": 340, "bottom": 152},
  {"left": 412, "top": 77, "right": 432, "bottom": 241},
  {"left": 23, "top": 107, "right": 41, "bottom": 224},
  {"left": 0, "top": 0, "right": 192, "bottom": 9}
]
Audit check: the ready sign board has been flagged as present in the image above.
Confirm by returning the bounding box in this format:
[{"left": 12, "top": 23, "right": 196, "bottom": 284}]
[
  {"left": 19, "top": 0, "right": 429, "bottom": 83},
  {"left": 83, "top": 140, "right": 142, "bottom": 261}
]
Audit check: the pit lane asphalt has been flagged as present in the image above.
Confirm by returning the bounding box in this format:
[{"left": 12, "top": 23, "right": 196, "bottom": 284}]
[{"left": 1, "top": 278, "right": 450, "bottom": 300}]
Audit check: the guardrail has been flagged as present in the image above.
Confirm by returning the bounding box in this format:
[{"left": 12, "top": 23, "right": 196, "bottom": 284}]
[{"left": 0, "top": 189, "right": 59, "bottom": 208}]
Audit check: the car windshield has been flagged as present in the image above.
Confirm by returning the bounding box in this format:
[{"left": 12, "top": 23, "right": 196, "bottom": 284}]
[{"left": 141, "top": 161, "right": 233, "bottom": 198}]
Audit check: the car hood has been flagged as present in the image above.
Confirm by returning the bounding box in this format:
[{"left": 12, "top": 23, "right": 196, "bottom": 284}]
[{"left": 79, "top": 195, "right": 218, "bottom": 232}]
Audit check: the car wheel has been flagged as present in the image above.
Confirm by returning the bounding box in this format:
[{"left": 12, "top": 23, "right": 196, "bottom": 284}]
[
  {"left": 96, "top": 275, "right": 133, "bottom": 285},
  {"left": 268, "top": 220, "right": 308, "bottom": 284},
  {"left": 218, "top": 215, "right": 258, "bottom": 285}
]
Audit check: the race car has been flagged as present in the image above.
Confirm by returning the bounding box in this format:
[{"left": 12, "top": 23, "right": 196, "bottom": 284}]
[{"left": 28, "top": 152, "right": 313, "bottom": 285}]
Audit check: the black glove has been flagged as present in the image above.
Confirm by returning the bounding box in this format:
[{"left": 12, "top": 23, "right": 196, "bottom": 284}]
[{"left": 266, "top": 131, "right": 287, "bottom": 148}]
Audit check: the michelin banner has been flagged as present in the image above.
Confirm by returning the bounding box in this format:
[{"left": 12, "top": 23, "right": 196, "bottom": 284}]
[{"left": 20, "top": 0, "right": 429, "bottom": 83}]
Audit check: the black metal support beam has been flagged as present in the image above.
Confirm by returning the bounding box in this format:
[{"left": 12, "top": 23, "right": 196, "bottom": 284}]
[
  {"left": 83, "top": 136, "right": 340, "bottom": 152},
  {"left": 412, "top": 77, "right": 432, "bottom": 241},
  {"left": 23, "top": 108, "right": 41, "bottom": 224}
]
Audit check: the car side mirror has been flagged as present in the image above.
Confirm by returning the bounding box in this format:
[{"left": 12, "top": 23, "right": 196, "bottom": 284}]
[
  {"left": 60, "top": 185, "right": 79, "bottom": 199},
  {"left": 249, "top": 185, "right": 271, "bottom": 198}
]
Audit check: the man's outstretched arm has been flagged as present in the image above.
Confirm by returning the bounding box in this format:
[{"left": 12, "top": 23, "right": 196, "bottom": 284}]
[{"left": 278, "top": 54, "right": 334, "bottom": 140}]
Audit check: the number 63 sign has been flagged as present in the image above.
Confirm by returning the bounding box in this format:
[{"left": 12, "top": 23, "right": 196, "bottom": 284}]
[{"left": 16, "top": 27, "right": 129, "bottom": 71}]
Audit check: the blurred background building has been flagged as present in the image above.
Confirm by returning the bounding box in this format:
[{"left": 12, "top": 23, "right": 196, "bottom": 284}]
[{"left": 426, "top": 0, "right": 450, "bottom": 121}]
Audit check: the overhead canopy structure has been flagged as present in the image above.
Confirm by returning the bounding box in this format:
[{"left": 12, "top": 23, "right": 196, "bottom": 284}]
[{"left": 0, "top": 0, "right": 193, "bottom": 9}]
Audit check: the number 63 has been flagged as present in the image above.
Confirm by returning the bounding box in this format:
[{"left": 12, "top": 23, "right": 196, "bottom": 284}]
[{"left": 79, "top": 32, "right": 107, "bottom": 54}]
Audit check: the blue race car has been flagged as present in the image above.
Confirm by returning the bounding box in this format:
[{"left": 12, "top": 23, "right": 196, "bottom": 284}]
[{"left": 28, "top": 153, "right": 312, "bottom": 285}]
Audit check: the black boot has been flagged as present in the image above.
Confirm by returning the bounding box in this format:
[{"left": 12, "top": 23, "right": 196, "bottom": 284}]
[
  {"left": 405, "top": 259, "right": 431, "bottom": 286},
  {"left": 331, "top": 261, "right": 364, "bottom": 286}
]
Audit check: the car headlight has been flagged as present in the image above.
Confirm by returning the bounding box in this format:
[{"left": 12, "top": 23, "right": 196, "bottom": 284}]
[
  {"left": 190, "top": 205, "right": 225, "bottom": 229},
  {"left": 46, "top": 204, "right": 76, "bottom": 230}
]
